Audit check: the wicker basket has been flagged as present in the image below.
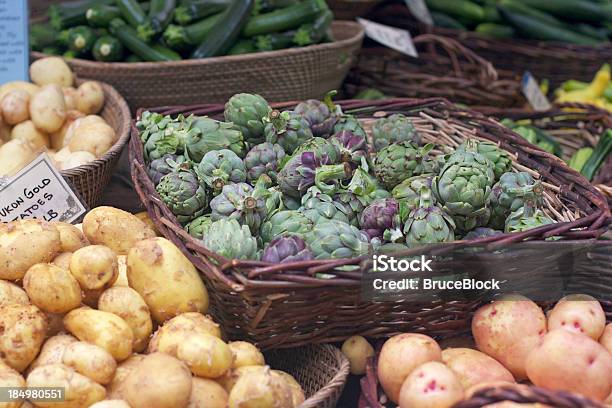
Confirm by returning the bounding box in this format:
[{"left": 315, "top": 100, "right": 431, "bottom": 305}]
[
  {"left": 130, "top": 98, "right": 610, "bottom": 349},
  {"left": 344, "top": 34, "right": 523, "bottom": 108},
  {"left": 267, "top": 344, "right": 350, "bottom": 408},
  {"left": 327, "top": 0, "right": 380, "bottom": 20}
]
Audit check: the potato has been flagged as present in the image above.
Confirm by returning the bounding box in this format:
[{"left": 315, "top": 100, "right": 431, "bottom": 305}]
[
  {"left": 106, "top": 355, "right": 146, "bottom": 400},
  {"left": 62, "top": 341, "right": 117, "bottom": 385},
  {"left": 70, "top": 245, "right": 118, "bottom": 290},
  {"left": 55, "top": 222, "right": 88, "bottom": 253},
  {"left": 10, "top": 120, "right": 49, "bottom": 149},
  {"left": 50, "top": 110, "right": 84, "bottom": 149},
  {"left": 61, "top": 151, "right": 96, "bottom": 170},
  {"left": 228, "top": 367, "right": 293, "bottom": 408},
  {"left": 0, "top": 279, "right": 29, "bottom": 307},
  {"left": 26, "top": 364, "right": 106, "bottom": 408},
  {"left": 0, "top": 139, "right": 37, "bottom": 177},
  {"left": 30, "top": 84, "right": 66, "bottom": 133},
  {"left": 127, "top": 238, "right": 209, "bottom": 323},
  {"left": 1, "top": 90, "right": 30, "bottom": 125},
  {"left": 442, "top": 348, "right": 515, "bottom": 390},
  {"left": 472, "top": 297, "right": 546, "bottom": 380},
  {"left": 148, "top": 313, "right": 221, "bottom": 356},
  {"left": 0, "top": 117, "right": 11, "bottom": 142},
  {"left": 526, "top": 329, "right": 612, "bottom": 402},
  {"left": 113, "top": 255, "right": 128, "bottom": 287},
  {"left": 23, "top": 263, "right": 82, "bottom": 313},
  {"left": 76, "top": 81, "right": 105, "bottom": 114},
  {"left": 218, "top": 366, "right": 266, "bottom": 394},
  {"left": 54, "top": 146, "right": 72, "bottom": 164},
  {"left": 68, "top": 120, "right": 115, "bottom": 158},
  {"left": 188, "top": 377, "right": 229, "bottom": 408},
  {"left": 399, "top": 361, "right": 464, "bottom": 408},
  {"left": 89, "top": 401, "right": 131, "bottom": 408},
  {"left": 0, "top": 304, "right": 47, "bottom": 372},
  {"left": 229, "top": 341, "right": 265, "bottom": 369},
  {"left": 29, "top": 57, "right": 74, "bottom": 87},
  {"left": 28, "top": 334, "right": 78, "bottom": 373},
  {"left": 98, "top": 287, "right": 153, "bottom": 353},
  {"left": 273, "top": 370, "right": 306, "bottom": 407},
  {"left": 601, "top": 323, "right": 612, "bottom": 354},
  {"left": 52, "top": 252, "right": 73, "bottom": 270},
  {"left": 0, "top": 363, "right": 26, "bottom": 408},
  {"left": 134, "top": 211, "right": 159, "bottom": 235},
  {"left": 547, "top": 294, "right": 606, "bottom": 340},
  {"left": 62, "top": 115, "right": 105, "bottom": 147},
  {"left": 83, "top": 206, "right": 156, "bottom": 255},
  {"left": 123, "top": 353, "right": 192, "bottom": 408},
  {"left": 176, "top": 333, "right": 233, "bottom": 378},
  {"left": 377, "top": 333, "right": 442, "bottom": 404},
  {"left": 63, "top": 307, "right": 133, "bottom": 361},
  {"left": 0, "top": 81, "right": 39, "bottom": 100},
  {"left": 62, "top": 87, "right": 78, "bottom": 111},
  {"left": 341, "top": 335, "right": 374, "bottom": 375}
]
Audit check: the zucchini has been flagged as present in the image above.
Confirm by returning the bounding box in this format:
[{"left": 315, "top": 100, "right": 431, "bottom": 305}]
[
  {"left": 30, "top": 24, "right": 58, "bottom": 51},
  {"left": 110, "top": 18, "right": 181, "bottom": 61},
  {"left": 138, "top": 0, "right": 177, "bottom": 42},
  {"left": 255, "top": 31, "right": 295, "bottom": 51},
  {"left": 242, "top": 0, "right": 323, "bottom": 37},
  {"left": 48, "top": 0, "right": 115, "bottom": 29},
  {"left": 68, "top": 26, "right": 97, "bottom": 54},
  {"left": 573, "top": 23, "right": 609, "bottom": 41},
  {"left": 228, "top": 38, "right": 257, "bottom": 54},
  {"left": 581, "top": 130, "right": 612, "bottom": 180},
  {"left": 568, "top": 147, "right": 594, "bottom": 172},
  {"left": 92, "top": 35, "right": 125, "bottom": 61},
  {"left": 253, "top": 0, "right": 298, "bottom": 14},
  {"left": 86, "top": 5, "right": 121, "bottom": 27},
  {"left": 125, "top": 54, "right": 143, "bottom": 62},
  {"left": 56, "top": 29, "right": 71, "bottom": 48},
  {"left": 430, "top": 11, "right": 466, "bottom": 29},
  {"left": 475, "top": 22, "right": 515, "bottom": 38},
  {"left": 513, "top": 0, "right": 612, "bottom": 22},
  {"left": 173, "top": 0, "right": 229, "bottom": 25},
  {"left": 191, "top": 0, "right": 254, "bottom": 58},
  {"left": 163, "top": 13, "right": 224, "bottom": 51},
  {"left": 63, "top": 50, "right": 78, "bottom": 59},
  {"left": 425, "top": 0, "right": 485, "bottom": 22},
  {"left": 531, "top": 127, "right": 562, "bottom": 157},
  {"left": 483, "top": 5, "right": 501, "bottom": 22},
  {"left": 42, "top": 46, "right": 62, "bottom": 55},
  {"left": 497, "top": 0, "right": 565, "bottom": 28},
  {"left": 293, "top": 8, "right": 332, "bottom": 46},
  {"left": 116, "top": 0, "right": 147, "bottom": 27}
]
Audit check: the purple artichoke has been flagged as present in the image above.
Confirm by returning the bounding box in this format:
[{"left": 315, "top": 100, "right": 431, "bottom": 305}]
[
  {"left": 277, "top": 151, "right": 349, "bottom": 198},
  {"left": 261, "top": 235, "right": 314, "bottom": 263},
  {"left": 359, "top": 198, "right": 403, "bottom": 242},
  {"left": 243, "top": 142, "right": 286, "bottom": 183},
  {"left": 210, "top": 182, "right": 267, "bottom": 234},
  {"left": 147, "top": 154, "right": 188, "bottom": 185},
  {"left": 294, "top": 92, "right": 338, "bottom": 138},
  {"left": 330, "top": 130, "right": 367, "bottom": 168},
  {"left": 264, "top": 110, "right": 313, "bottom": 154}
]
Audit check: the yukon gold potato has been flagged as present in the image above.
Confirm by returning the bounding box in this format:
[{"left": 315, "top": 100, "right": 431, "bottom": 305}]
[
  {"left": 123, "top": 353, "right": 192, "bottom": 408},
  {"left": 526, "top": 329, "right": 612, "bottom": 402},
  {"left": 106, "top": 355, "right": 145, "bottom": 399},
  {"left": 52, "top": 252, "right": 72, "bottom": 270},
  {"left": 128, "top": 238, "right": 209, "bottom": 323},
  {"left": 472, "top": 296, "right": 546, "bottom": 380},
  {"left": 89, "top": 401, "right": 131, "bottom": 408},
  {"left": 62, "top": 87, "right": 78, "bottom": 111},
  {"left": 228, "top": 367, "right": 293, "bottom": 408},
  {"left": 601, "top": 324, "right": 612, "bottom": 354},
  {"left": 1, "top": 89, "right": 30, "bottom": 125},
  {"left": 29, "top": 57, "right": 74, "bottom": 87},
  {"left": 28, "top": 334, "right": 78, "bottom": 373},
  {"left": 229, "top": 341, "right": 265, "bottom": 369},
  {"left": 62, "top": 341, "right": 117, "bottom": 385},
  {"left": 0, "top": 279, "right": 29, "bottom": 307},
  {"left": 0, "top": 304, "right": 47, "bottom": 372},
  {"left": 218, "top": 366, "right": 267, "bottom": 394},
  {"left": 63, "top": 307, "right": 133, "bottom": 361},
  {"left": 10, "top": 120, "right": 49, "bottom": 149},
  {"left": 341, "top": 335, "right": 374, "bottom": 375},
  {"left": 189, "top": 377, "right": 229, "bottom": 408},
  {"left": 0, "top": 117, "right": 11, "bottom": 142},
  {"left": 547, "top": 294, "right": 606, "bottom": 340},
  {"left": 68, "top": 119, "right": 115, "bottom": 158},
  {"left": 134, "top": 211, "right": 159, "bottom": 235},
  {"left": 63, "top": 115, "right": 105, "bottom": 147},
  {"left": 55, "top": 222, "right": 88, "bottom": 253},
  {"left": 76, "top": 81, "right": 105, "bottom": 114},
  {"left": 23, "top": 263, "right": 81, "bottom": 313},
  {"left": 148, "top": 313, "right": 221, "bottom": 356},
  {"left": 274, "top": 370, "right": 306, "bottom": 407},
  {"left": 399, "top": 361, "right": 464, "bottom": 408},
  {"left": 83, "top": 206, "right": 156, "bottom": 255},
  {"left": 61, "top": 151, "right": 96, "bottom": 170},
  {"left": 0, "top": 363, "right": 26, "bottom": 408},
  {"left": 98, "top": 287, "right": 152, "bottom": 353},
  {"left": 177, "top": 333, "right": 233, "bottom": 378},
  {"left": 30, "top": 84, "right": 66, "bottom": 133},
  {"left": 442, "top": 348, "right": 515, "bottom": 390},
  {"left": 377, "top": 333, "right": 442, "bottom": 404},
  {"left": 0, "top": 139, "right": 38, "bottom": 177},
  {"left": 113, "top": 255, "right": 128, "bottom": 287},
  {"left": 0, "top": 81, "right": 39, "bottom": 100},
  {"left": 54, "top": 146, "right": 72, "bottom": 164},
  {"left": 70, "top": 245, "right": 118, "bottom": 290},
  {"left": 50, "top": 110, "right": 84, "bottom": 149},
  {"left": 26, "top": 364, "right": 105, "bottom": 408}
]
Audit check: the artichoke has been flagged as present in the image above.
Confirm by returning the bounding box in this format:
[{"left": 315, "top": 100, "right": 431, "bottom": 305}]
[
  {"left": 304, "top": 219, "right": 371, "bottom": 259},
  {"left": 505, "top": 200, "right": 554, "bottom": 233},
  {"left": 210, "top": 182, "right": 267, "bottom": 234},
  {"left": 260, "top": 210, "right": 314, "bottom": 244},
  {"left": 404, "top": 187, "right": 455, "bottom": 247},
  {"left": 359, "top": 198, "right": 404, "bottom": 243},
  {"left": 185, "top": 215, "right": 212, "bottom": 239},
  {"left": 332, "top": 190, "right": 367, "bottom": 227},
  {"left": 142, "top": 114, "right": 193, "bottom": 161},
  {"left": 188, "top": 117, "right": 247, "bottom": 161},
  {"left": 224, "top": 93, "right": 270, "bottom": 144},
  {"left": 333, "top": 115, "right": 366, "bottom": 138},
  {"left": 196, "top": 149, "right": 247, "bottom": 194},
  {"left": 457, "top": 140, "right": 512, "bottom": 181},
  {"left": 463, "top": 227, "right": 503, "bottom": 240},
  {"left": 261, "top": 235, "right": 314, "bottom": 263},
  {"left": 156, "top": 169, "right": 208, "bottom": 224},
  {"left": 293, "top": 137, "right": 340, "bottom": 164},
  {"left": 391, "top": 174, "right": 434, "bottom": 211},
  {"left": 264, "top": 110, "right": 313, "bottom": 154},
  {"left": 299, "top": 186, "right": 351, "bottom": 225},
  {"left": 294, "top": 92, "right": 339, "bottom": 138},
  {"left": 488, "top": 172, "right": 544, "bottom": 230},
  {"left": 243, "top": 142, "right": 286, "bottom": 183},
  {"left": 137, "top": 111, "right": 178, "bottom": 144},
  {"left": 201, "top": 219, "right": 259, "bottom": 260},
  {"left": 453, "top": 207, "right": 492, "bottom": 232},
  {"left": 147, "top": 154, "right": 188, "bottom": 185},
  {"left": 373, "top": 142, "right": 436, "bottom": 190},
  {"left": 330, "top": 130, "right": 367, "bottom": 168},
  {"left": 372, "top": 114, "right": 420, "bottom": 151},
  {"left": 346, "top": 159, "right": 391, "bottom": 206}
]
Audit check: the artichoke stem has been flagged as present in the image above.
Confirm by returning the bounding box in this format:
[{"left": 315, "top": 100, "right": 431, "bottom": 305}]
[
  {"left": 213, "top": 179, "right": 225, "bottom": 191},
  {"left": 244, "top": 197, "right": 257, "bottom": 209}
]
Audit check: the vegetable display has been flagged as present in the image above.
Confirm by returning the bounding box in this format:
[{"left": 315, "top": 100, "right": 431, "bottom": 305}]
[{"left": 30, "top": 0, "right": 335, "bottom": 62}]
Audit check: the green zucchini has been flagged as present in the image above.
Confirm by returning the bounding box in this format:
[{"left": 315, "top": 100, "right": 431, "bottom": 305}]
[
  {"left": 568, "top": 147, "right": 594, "bottom": 172},
  {"left": 497, "top": 0, "right": 565, "bottom": 28},
  {"left": 116, "top": 0, "right": 147, "bottom": 27},
  {"left": 92, "top": 35, "right": 125, "bottom": 61},
  {"left": 86, "top": 5, "right": 121, "bottom": 27},
  {"left": 173, "top": 0, "right": 230, "bottom": 25},
  {"left": 48, "top": 0, "right": 115, "bottom": 29},
  {"left": 430, "top": 12, "right": 466, "bottom": 29},
  {"left": 475, "top": 23, "right": 515, "bottom": 38},
  {"left": 68, "top": 26, "right": 97, "bottom": 54},
  {"left": 63, "top": 50, "right": 78, "bottom": 59},
  {"left": 30, "top": 24, "right": 58, "bottom": 51},
  {"left": 573, "top": 23, "right": 609, "bottom": 41},
  {"left": 138, "top": 0, "right": 177, "bottom": 42},
  {"left": 253, "top": 0, "right": 298, "bottom": 14},
  {"left": 513, "top": 0, "right": 612, "bottom": 22},
  {"left": 531, "top": 127, "right": 562, "bottom": 157},
  {"left": 425, "top": 0, "right": 485, "bottom": 22},
  {"left": 581, "top": 130, "right": 612, "bottom": 180},
  {"left": 42, "top": 46, "right": 62, "bottom": 55},
  {"left": 125, "top": 54, "right": 143, "bottom": 62},
  {"left": 242, "top": 0, "right": 323, "bottom": 37},
  {"left": 293, "top": 8, "right": 332, "bottom": 46},
  {"left": 228, "top": 38, "right": 257, "bottom": 54},
  {"left": 56, "top": 29, "right": 71, "bottom": 48},
  {"left": 255, "top": 31, "right": 295, "bottom": 51},
  {"left": 191, "top": 0, "right": 254, "bottom": 58},
  {"left": 163, "top": 13, "right": 224, "bottom": 51},
  {"left": 110, "top": 18, "right": 181, "bottom": 61},
  {"left": 483, "top": 5, "right": 501, "bottom": 22}
]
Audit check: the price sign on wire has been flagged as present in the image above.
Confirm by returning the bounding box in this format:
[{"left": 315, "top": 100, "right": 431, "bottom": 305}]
[
  {"left": 0, "top": 153, "right": 87, "bottom": 223},
  {"left": 0, "top": 0, "right": 29, "bottom": 82},
  {"left": 357, "top": 18, "right": 418, "bottom": 58},
  {"left": 405, "top": 0, "right": 433, "bottom": 25},
  {"left": 522, "top": 71, "right": 552, "bottom": 111}
]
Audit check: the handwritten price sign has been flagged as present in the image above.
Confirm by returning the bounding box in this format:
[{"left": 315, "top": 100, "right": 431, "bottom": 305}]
[
  {"left": 0, "top": 0, "right": 29, "bottom": 82},
  {"left": 357, "top": 18, "right": 418, "bottom": 57}
]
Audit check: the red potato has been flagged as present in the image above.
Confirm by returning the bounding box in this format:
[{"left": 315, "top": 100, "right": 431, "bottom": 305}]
[
  {"left": 472, "top": 296, "right": 546, "bottom": 380},
  {"left": 441, "top": 348, "right": 515, "bottom": 390},
  {"left": 377, "top": 333, "right": 442, "bottom": 404},
  {"left": 601, "top": 324, "right": 612, "bottom": 354},
  {"left": 398, "top": 361, "right": 464, "bottom": 408},
  {"left": 526, "top": 329, "right": 612, "bottom": 402},
  {"left": 547, "top": 294, "right": 606, "bottom": 340}
]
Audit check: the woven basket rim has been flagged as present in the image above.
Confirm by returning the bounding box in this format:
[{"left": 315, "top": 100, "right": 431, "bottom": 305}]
[{"left": 299, "top": 344, "right": 350, "bottom": 408}]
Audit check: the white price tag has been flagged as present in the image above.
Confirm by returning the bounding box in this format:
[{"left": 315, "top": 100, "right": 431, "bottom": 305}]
[
  {"left": 521, "top": 72, "right": 552, "bottom": 112},
  {"left": 0, "top": 153, "right": 87, "bottom": 223},
  {"left": 0, "top": 0, "right": 29, "bottom": 82},
  {"left": 405, "top": 0, "right": 433, "bottom": 25},
  {"left": 357, "top": 18, "right": 418, "bottom": 57}
]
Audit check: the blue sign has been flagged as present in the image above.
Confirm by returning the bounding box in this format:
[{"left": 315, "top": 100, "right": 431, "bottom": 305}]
[{"left": 0, "top": 0, "right": 29, "bottom": 83}]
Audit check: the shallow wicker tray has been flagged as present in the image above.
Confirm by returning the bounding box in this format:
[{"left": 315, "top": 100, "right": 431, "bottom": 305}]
[{"left": 130, "top": 98, "right": 610, "bottom": 349}]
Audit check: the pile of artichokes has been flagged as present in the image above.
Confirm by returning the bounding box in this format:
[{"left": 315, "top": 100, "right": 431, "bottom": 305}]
[{"left": 137, "top": 93, "right": 554, "bottom": 263}]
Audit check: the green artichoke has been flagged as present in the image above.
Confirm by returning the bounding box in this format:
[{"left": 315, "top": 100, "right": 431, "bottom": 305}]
[
  {"left": 488, "top": 172, "right": 544, "bottom": 230},
  {"left": 137, "top": 111, "right": 177, "bottom": 144},
  {"left": 332, "top": 190, "right": 367, "bottom": 227},
  {"left": 243, "top": 142, "right": 286, "bottom": 183},
  {"left": 196, "top": 149, "right": 247, "bottom": 194},
  {"left": 294, "top": 92, "right": 339, "bottom": 138},
  {"left": 264, "top": 110, "right": 314, "bottom": 154},
  {"left": 404, "top": 187, "right": 455, "bottom": 247},
  {"left": 346, "top": 159, "right": 391, "bottom": 206},
  {"left": 147, "top": 154, "right": 188, "bottom": 186},
  {"left": 141, "top": 114, "right": 193, "bottom": 161},
  {"left": 333, "top": 115, "right": 366, "bottom": 138},
  {"left": 224, "top": 93, "right": 270, "bottom": 144},
  {"left": 372, "top": 114, "right": 420, "bottom": 151},
  {"left": 189, "top": 117, "right": 247, "bottom": 161},
  {"left": 391, "top": 174, "right": 434, "bottom": 211},
  {"left": 156, "top": 169, "right": 209, "bottom": 224},
  {"left": 453, "top": 207, "right": 491, "bottom": 232},
  {"left": 201, "top": 219, "right": 259, "bottom": 260},
  {"left": 304, "top": 219, "right": 371, "bottom": 259},
  {"left": 299, "top": 186, "right": 351, "bottom": 225},
  {"left": 210, "top": 182, "right": 267, "bottom": 234},
  {"left": 505, "top": 200, "right": 554, "bottom": 233},
  {"left": 373, "top": 142, "right": 436, "bottom": 190},
  {"left": 259, "top": 210, "right": 314, "bottom": 244},
  {"left": 185, "top": 215, "right": 212, "bottom": 239},
  {"left": 457, "top": 140, "right": 512, "bottom": 181},
  {"left": 463, "top": 227, "right": 503, "bottom": 240}
]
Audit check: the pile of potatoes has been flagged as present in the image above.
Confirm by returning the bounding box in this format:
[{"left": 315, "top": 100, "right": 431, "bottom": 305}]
[
  {"left": 0, "top": 206, "right": 305, "bottom": 408},
  {"left": 343, "top": 294, "right": 612, "bottom": 408},
  {"left": 0, "top": 57, "right": 117, "bottom": 177}
]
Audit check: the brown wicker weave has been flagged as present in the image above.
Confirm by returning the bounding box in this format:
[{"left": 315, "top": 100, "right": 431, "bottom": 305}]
[
  {"left": 266, "top": 344, "right": 350, "bottom": 408},
  {"left": 344, "top": 35, "right": 523, "bottom": 107},
  {"left": 327, "top": 0, "right": 380, "bottom": 20},
  {"left": 130, "top": 98, "right": 610, "bottom": 349}
]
